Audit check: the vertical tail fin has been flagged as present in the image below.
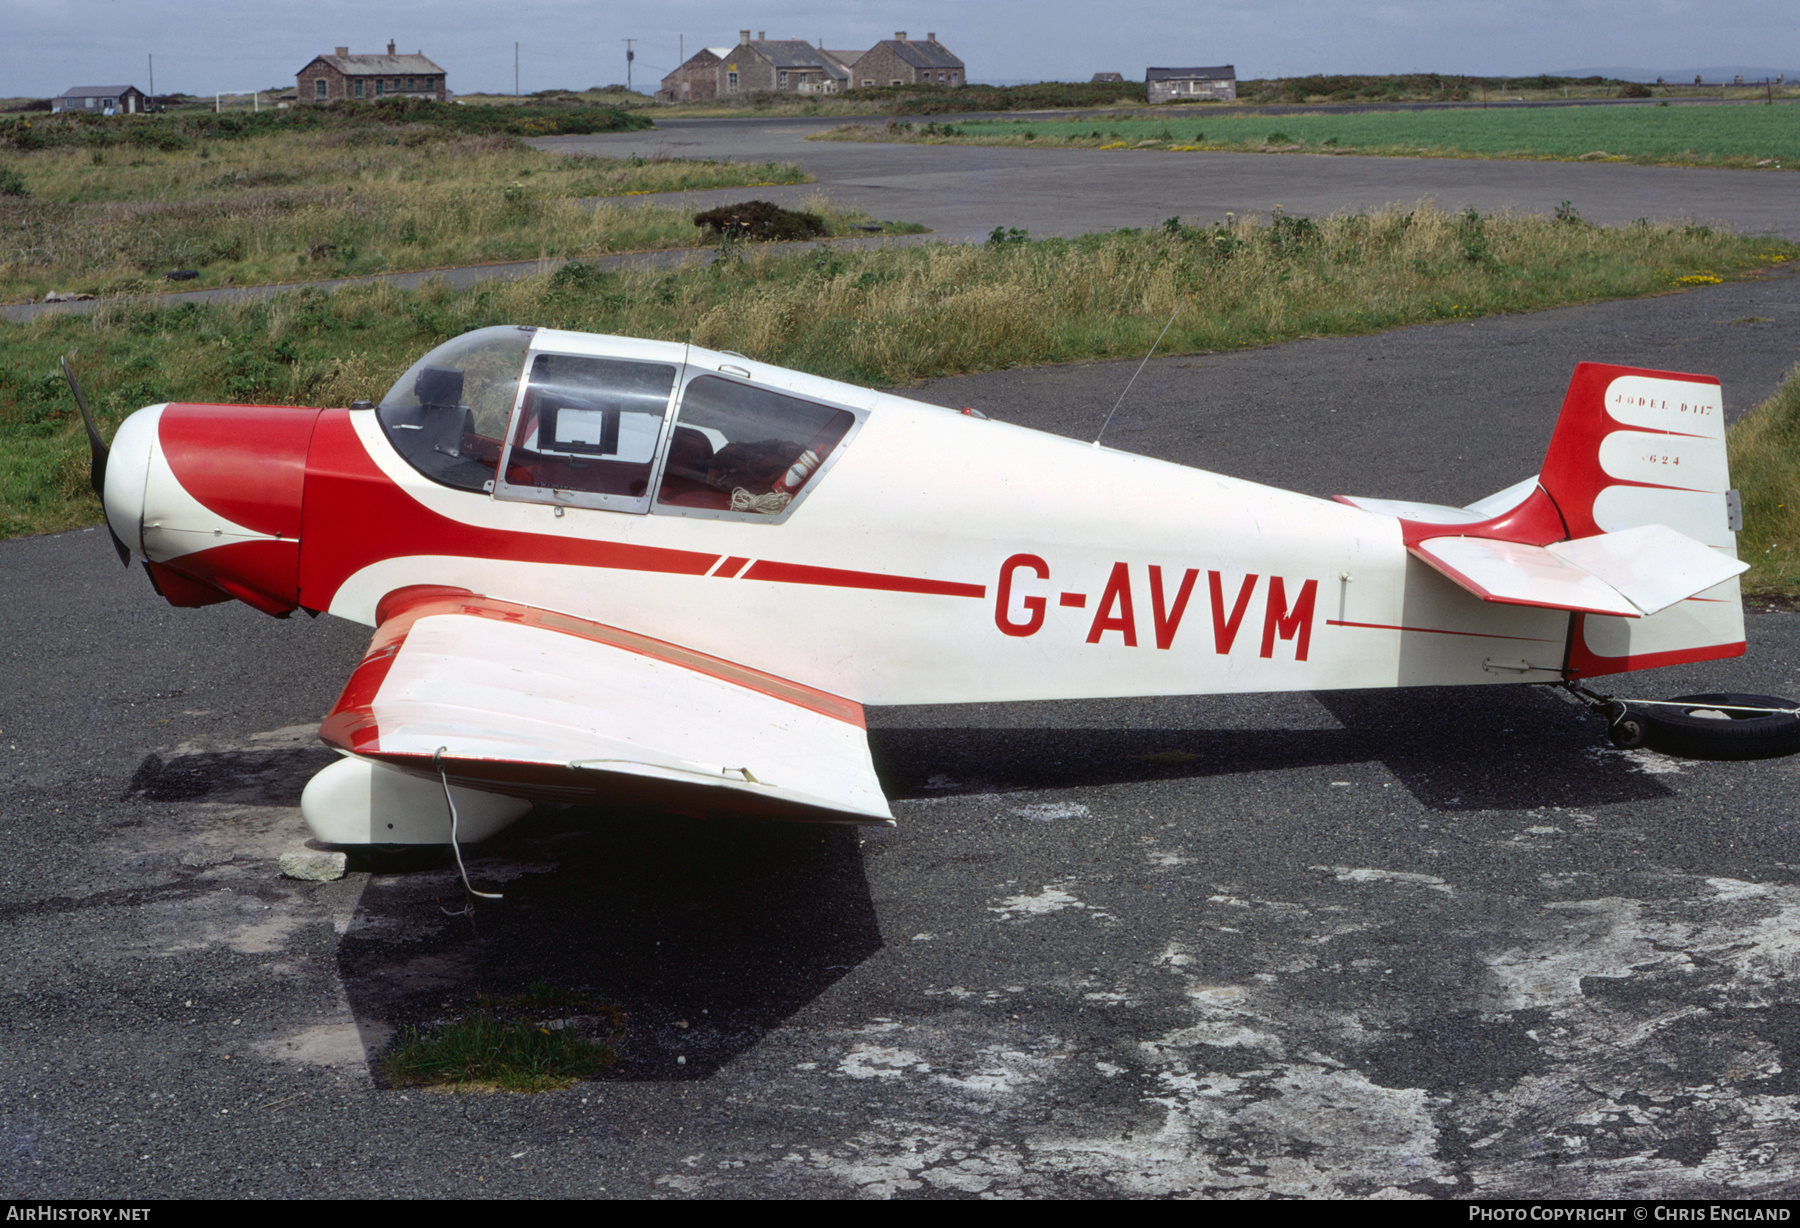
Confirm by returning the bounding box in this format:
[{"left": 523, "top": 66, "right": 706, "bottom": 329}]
[{"left": 1539, "top": 363, "right": 1744, "bottom": 677}]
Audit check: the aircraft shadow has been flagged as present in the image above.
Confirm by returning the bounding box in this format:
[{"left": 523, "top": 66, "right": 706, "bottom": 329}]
[
  {"left": 336, "top": 811, "right": 881, "bottom": 1082},
  {"left": 122, "top": 744, "right": 881, "bottom": 1081},
  {"left": 869, "top": 685, "right": 1672, "bottom": 812},
  {"left": 123, "top": 684, "right": 1670, "bottom": 1086}
]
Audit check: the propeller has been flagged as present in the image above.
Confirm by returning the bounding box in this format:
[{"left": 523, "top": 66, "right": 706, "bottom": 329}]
[{"left": 61, "top": 355, "right": 131, "bottom": 567}]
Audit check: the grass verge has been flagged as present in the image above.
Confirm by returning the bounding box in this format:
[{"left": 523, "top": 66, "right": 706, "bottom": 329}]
[
  {"left": 1730, "top": 365, "right": 1800, "bottom": 599},
  {"left": 820, "top": 103, "right": 1800, "bottom": 169},
  {"left": 0, "top": 112, "right": 813, "bottom": 302},
  {"left": 4, "top": 205, "right": 1792, "bottom": 542},
  {"left": 381, "top": 983, "right": 624, "bottom": 1093}
]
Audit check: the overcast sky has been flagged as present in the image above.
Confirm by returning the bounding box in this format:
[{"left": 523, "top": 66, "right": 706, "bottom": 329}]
[{"left": 4, "top": 0, "right": 1795, "bottom": 98}]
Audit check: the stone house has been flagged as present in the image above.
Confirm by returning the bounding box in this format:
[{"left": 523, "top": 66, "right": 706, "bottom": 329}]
[
  {"left": 659, "top": 29, "right": 965, "bottom": 100},
  {"left": 296, "top": 43, "right": 448, "bottom": 104},
  {"left": 659, "top": 48, "right": 726, "bottom": 102},
  {"left": 681, "top": 32, "right": 850, "bottom": 98},
  {"left": 848, "top": 33, "right": 965, "bottom": 88},
  {"left": 52, "top": 85, "right": 148, "bottom": 114},
  {"left": 1145, "top": 65, "right": 1237, "bottom": 103}
]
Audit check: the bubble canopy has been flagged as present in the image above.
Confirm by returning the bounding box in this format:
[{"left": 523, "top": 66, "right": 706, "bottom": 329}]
[
  {"left": 377, "top": 326, "right": 535, "bottom": 492},
  {"left": 369, "top": 325, "right": 863, "bottom": 519}
]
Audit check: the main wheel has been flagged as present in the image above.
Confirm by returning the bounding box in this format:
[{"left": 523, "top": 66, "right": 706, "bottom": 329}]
[{"left": 1641, "top": 693, "right": 1800, "bottom": 761}]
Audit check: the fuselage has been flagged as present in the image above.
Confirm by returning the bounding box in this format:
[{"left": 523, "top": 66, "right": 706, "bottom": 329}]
[{"left": 105, "top": 327, "right": 1577, "bottom": 705}]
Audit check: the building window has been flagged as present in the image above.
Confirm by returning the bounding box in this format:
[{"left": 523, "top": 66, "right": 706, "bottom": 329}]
[
  {"left": 727, "top": 71, "right": 738, "bottom": 93},
  {"left": 354, "top": 80, "right": 364, "bottom": 98},
  {"left": 778, "top": 70, "right": 788, "bottom": 88},
  {"left": 315, "top": 78, "right": 326, "bottom": 99},
  {"left": 375, "top": 79, "right": 385, "bottom": 95}
]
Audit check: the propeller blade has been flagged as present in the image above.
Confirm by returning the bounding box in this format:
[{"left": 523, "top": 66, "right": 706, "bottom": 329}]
[
  {"left": 61, "top": 356, "right": 107, "bottom": 498},
  {"left": 105, "top": 518, "right": 132, "bottom": 567},
  {"left": 61, "top": 355, "right": 131, "bottom": 567}
]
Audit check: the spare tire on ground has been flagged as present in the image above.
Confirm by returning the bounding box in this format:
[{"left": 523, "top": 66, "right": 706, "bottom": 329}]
[
  {"left": 1637, "top": 693, "right": 1800, "bottom": 760},
  {"left": 694, "top": 200, "right": 827, "bottom": 242}
]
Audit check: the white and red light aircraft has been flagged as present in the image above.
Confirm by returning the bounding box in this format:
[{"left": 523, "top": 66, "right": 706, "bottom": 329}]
[{"left": 75, "top": 326, "right": 1753, "bottom": 847}]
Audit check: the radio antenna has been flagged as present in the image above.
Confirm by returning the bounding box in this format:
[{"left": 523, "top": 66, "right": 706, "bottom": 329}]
[{"left": 1094, "top": 304, "right": 1180, "bottom": 447}]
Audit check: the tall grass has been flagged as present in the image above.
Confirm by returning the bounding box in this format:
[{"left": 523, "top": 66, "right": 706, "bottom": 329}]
[
  {"left": 0, "top": 129, "right": 811, "bottom": 301},
  {"left": 672, "top": 208, "right": 1792, "bottom": 380},
  {"left": 1730, "top": 366, "right": 1800, "bottom": 598},
  {"left": 4, "top": 205, "right": 1792, "bottom": 544}
]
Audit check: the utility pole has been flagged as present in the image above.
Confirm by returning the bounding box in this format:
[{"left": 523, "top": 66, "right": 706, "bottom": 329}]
[
  {"left": 515, "top": 42, "right": 519, "bottom": 97},
  {"left": 622, "top": 39, "right": 636, "bottom": 92},
  {"left": 147, "top": 53, "right": 154, "bottom": 109}
]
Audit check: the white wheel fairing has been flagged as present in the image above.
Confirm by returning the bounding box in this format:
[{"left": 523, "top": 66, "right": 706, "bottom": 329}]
[{"left": 300, "top": 756, "right": 531, "bottom": 845}]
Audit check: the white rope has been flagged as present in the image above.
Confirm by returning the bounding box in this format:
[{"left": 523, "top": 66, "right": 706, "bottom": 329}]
[
  {"left": 730, "top": 487, "right": 791, "bottom": 514},
  {"left": 434, "top": 747, "right": 503, "bottom": 908},
  {"left": 1606, "top": 698, "right": 1800, "bottom": 717}
]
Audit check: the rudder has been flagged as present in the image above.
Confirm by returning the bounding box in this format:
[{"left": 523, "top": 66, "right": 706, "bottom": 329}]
[{"left": 1538, "top": 363, "right": 1744, "bottom": 678}]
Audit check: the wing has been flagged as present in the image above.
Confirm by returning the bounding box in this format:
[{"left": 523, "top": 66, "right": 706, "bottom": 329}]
[{"left": 319, "top": 586, "right": 892, "bottom": 824}]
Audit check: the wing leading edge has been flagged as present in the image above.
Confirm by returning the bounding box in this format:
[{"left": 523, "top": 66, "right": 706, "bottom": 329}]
[{"left": 320, "top": 586, "right": 893, "bottom": 824}]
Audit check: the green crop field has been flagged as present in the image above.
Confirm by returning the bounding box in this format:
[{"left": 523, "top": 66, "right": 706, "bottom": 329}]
[{"left": 824, "top": 102, "right": 1800, "bottom": 169}]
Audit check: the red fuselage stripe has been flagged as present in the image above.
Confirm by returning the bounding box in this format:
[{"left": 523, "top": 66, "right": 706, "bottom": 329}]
[
  {"left": 298, "top": 410, "right": 982, "bottom": 611},
  {"left": 742, "top": 559, "right": 986, "bottom": 598},
  {"left": 1326, "top": 619, "right": 1562, "bottom": 643}
]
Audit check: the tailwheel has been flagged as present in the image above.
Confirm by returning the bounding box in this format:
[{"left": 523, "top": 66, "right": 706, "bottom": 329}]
[{"left": 1604, "top": 704, "right": 1649, "bottom": 750}]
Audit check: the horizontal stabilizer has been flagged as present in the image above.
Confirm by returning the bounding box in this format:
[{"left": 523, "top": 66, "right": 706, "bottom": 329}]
[
  {"left": 1335, "top": 477, "right": 1541, "bottom": 526},
  {"left": 1412, "top": 524, "right": 1746, "bottom": 619}
]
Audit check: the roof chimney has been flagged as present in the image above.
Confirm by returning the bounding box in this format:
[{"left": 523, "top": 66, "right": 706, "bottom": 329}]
[
  {"left": 927, "top": 33, "right": 936, "bottom": 42},
  {"left": 895, "top": 31, "right": 907, "bottom": 41},
  {"left": 739, "top": 29, "right": 750, "bottom": 45},
  {"left": 757, "top": 30, "right": 765, "bottom": 39},
  {"left": 335, "top": 46, "right": 349, "bottom": 57},
  {"left": 386, "top": 40, "right": 396, "bottom": 55}
]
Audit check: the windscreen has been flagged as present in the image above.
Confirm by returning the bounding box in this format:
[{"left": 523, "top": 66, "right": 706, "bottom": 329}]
[{"left": 377, "top": 326, "right": 533, "bottom": 491}]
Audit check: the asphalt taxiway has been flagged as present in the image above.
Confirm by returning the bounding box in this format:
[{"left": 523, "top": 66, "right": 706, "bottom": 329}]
[{"left": 537, "top": 113, "right": 1800, "bottom": 242}]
